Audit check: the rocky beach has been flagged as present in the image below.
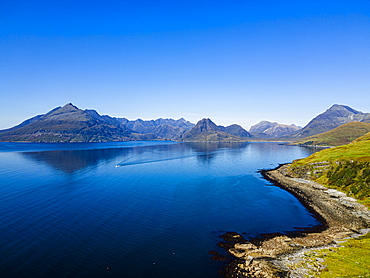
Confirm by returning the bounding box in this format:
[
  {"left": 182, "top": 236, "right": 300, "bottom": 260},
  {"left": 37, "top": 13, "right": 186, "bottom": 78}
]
[{"left": 218, "top": 164, "right": 370, "bottom": 278}]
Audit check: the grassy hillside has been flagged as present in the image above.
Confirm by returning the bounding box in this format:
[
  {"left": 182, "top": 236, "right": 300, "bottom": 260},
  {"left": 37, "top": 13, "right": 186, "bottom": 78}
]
[
  {"left": 292, "top": 122, "right": 370, "bottom": 146},
  {"left": 298, "top": 233, "right": 370, "bottom": 277},
  {"left": 289, "top": 131, "right": 370, "bottom": 205},
  {"left": 353, "top": 130, "right": 370, "bottom": 142},
  {"left": 288, "top": 132, "right": 370, "bottom": 277}
]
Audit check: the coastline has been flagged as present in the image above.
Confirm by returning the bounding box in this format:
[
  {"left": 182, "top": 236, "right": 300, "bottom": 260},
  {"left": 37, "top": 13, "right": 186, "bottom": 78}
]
[{"left": 221, "top": 164, "right": 370, "bottom": 278}]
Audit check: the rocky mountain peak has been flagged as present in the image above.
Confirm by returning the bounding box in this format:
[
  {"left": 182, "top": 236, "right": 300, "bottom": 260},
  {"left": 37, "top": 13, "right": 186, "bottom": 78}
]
[
  {"left": 224, "top": 124, "right": 251, "bottom": 138},
  {"left": 249, "top": 121, "right": 301, "bottom": 138},
  {"left": 249, "top": 121, "right": 278, "bottom": 133},
  {"left": 194, "top": 118, "right": 220, "bottom": 132},
  {"left": 179, "top": 118, "right": 247, "bottom": 141},
  {"left": 294, "top": 104, "right": 370, "bottom": 138},
  {"left": 328, "top": 104, "right": 362, "bottom": 114},
  {"left": 45, "top": 103, "right": 91, "bottom": 121},
  {"left": 61, "top": 103, "right": 80, "bottom": 110}
]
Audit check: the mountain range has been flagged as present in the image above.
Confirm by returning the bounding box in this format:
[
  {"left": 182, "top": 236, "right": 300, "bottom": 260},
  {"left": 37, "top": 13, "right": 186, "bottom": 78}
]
[
  {"left": 0, "top": 104, "right": 194, "bottom": 142},
  {"left": 0, "top": 103, "right": 369, "bottom": 143},
  {"left": 85, "top": 108, "right": 194, "bottom": 139},
  {"left": 249, "top": 121, "right": 302, "bottom": 138}
]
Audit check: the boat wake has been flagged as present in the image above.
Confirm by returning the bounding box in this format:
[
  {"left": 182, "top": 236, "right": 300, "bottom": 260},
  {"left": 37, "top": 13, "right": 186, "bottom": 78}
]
[
  {"left": 115, "top": 150, "right": 222, "bottom": 167},
  {"left": 115, "top": 152, "right": 195, "bottom": 167}
]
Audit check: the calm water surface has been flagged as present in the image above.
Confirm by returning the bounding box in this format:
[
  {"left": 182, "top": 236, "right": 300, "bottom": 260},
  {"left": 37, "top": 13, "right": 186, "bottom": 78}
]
[{"left": 0, "top": 141, "right": 319, "bottom": 278}]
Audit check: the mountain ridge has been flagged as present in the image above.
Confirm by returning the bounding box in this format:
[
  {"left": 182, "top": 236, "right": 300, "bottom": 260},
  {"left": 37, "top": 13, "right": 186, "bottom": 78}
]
[
  {"left": 0, "top": 103, "right": 134, "bottom": 142},
  {"left": 292, "top": 104, "right": 370, "bottom": 138},
  {"left": 179, "top": 118, "right": 250, "bottom": 142},
  {"left": 249, "top": 121, "right": 301, "bottom": 138},
  {"left": 0, "top": 104, "right": 199, "bottom": 142},
  {"left": 1, "top": 103, "right": 370, "bottom": 143}
]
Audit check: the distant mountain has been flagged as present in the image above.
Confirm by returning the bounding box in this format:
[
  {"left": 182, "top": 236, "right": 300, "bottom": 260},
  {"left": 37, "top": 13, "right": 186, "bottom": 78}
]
[
  {"left": 224, "top": 124, "right": 251, "bottom": 138},
  {"left": 249, "top": 121, "right": 301, "bottom": 138},
  {"left": 5, "top": 102, "right": 367, "bottom": 143},
  {"left": 0, "top": 103, "right": 198, "bottom": 142},
  {"left": 361, "top": 114, "right": 370, "bottom": 123},
  {"left": 122, "top": 118, "right": 194, "bottom": 138},
  {"left": 263, "top": 124, "right": 302, "bottom": 138},
  {"left": 152, "top": 124, "right": 187, "bottom": 139},
  {"left": 179, "top": 118, "right": 250, "bottom": 142},
  {"left": 0, "top": 103, "right": 135, "bottom": 142},
  {"left": 293, "top": 104, "right": 370, "bottom": 138},
  {"left": 1, "top": 114, "right": 44, "bottom": 131},
  {"left": 85, "top": 109, "right": 127, "bottom": 126},
  {"left": 291, "top": 122, "right": 370, "bottom": 146},
  {"left": 85, "top": 109, "right": 194, "bottom": 139},
  {"left": 249, "top": 121, "right": 277, "bottom": 134}
]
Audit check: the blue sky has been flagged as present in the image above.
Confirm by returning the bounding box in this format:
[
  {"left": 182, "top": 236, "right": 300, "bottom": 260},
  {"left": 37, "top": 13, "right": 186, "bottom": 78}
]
[{"left": 1, "top": 1, "right": 370, "bottom": 130}]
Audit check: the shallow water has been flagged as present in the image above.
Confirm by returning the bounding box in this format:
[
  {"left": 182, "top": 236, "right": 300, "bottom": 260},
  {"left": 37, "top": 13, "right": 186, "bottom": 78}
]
[{"left": 0, "top": 141, "right": 319, "bottom": 277}]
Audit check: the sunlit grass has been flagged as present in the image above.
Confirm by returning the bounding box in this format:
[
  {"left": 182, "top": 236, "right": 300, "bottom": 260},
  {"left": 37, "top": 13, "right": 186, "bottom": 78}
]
[
  {"left": 317, "top": 233, "right": 370, "bottom": 277},
  {"left": 293, "top": 140, "right": 370, "bottom": 165},
  {"left": 293, "top": 122, "right": 370, "bottom": 147},
  {"left": 290, "top": 138, "right": 370, "bottom": 206},
  {"left": 288, "top": 133, "right": 370, "bottom": 277}
]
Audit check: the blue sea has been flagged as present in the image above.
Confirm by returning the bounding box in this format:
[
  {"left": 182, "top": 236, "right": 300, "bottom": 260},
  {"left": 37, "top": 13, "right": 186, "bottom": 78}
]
[{"left": 0, "top": 141, "right": 319, "bottom": 278}]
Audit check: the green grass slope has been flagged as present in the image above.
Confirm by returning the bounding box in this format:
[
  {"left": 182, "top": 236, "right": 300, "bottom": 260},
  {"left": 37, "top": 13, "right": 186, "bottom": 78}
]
[
  {"left": 288, "top": 132, "right": 370, "bottom": 277},
  {"left": 292, "top": 122, "right": 370, "bottom": 146},
  {"left": 289, "top": 132, "right": 370, "bottom": 203}
]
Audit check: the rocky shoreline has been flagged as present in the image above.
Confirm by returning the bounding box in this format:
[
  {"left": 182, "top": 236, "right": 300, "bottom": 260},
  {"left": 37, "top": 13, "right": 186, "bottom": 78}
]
[{"left": 218, "top": 164, "right": 370, "bottom": 278}]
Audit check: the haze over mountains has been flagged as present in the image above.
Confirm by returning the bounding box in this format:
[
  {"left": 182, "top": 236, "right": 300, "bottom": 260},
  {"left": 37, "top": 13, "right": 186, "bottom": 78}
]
[
  {"left": 249, "top": 121, "right": 302, "bottom": 138},
  {"left": 0, "top": 103, "right": 369, "bottom": 143}
]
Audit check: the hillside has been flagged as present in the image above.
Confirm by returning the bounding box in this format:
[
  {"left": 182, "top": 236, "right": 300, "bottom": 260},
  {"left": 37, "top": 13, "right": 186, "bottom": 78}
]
[
  {"left": 286, "top": 131, "right": 370, "bottom": 277},
  {"left": 353, "top": 131, "right": 370, "bottom": 142},
  {"left": 292, "top": 122, "right": 370, "bottom": 146},
  {"left": 288, "top": 132, "right": 370, "bottom": 204}
]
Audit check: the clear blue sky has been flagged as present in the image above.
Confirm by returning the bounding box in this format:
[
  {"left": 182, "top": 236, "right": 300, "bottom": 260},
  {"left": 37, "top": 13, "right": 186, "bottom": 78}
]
[{"left": 1, "top": 0, "right": 370, "bottom": 130}]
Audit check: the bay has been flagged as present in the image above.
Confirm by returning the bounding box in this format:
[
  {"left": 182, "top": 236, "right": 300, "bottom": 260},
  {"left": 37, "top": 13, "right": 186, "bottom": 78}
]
[{"left": 0, "top": 141, "right": 319, "bottom": 278}]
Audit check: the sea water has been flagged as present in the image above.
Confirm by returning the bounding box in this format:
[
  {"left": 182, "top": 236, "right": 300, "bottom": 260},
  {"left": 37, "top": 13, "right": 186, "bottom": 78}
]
[{"left": 0, "top": 141, "right": 319, "bottom": 278}]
